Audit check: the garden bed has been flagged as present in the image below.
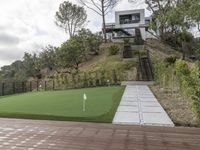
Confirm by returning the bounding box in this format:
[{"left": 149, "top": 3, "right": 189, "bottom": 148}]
[{"left": 151, "top": 85, "right": 200, "bottom": 127}]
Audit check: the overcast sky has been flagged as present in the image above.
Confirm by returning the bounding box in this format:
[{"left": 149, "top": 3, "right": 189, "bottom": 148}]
[{"left": 0, "top": 0, "right": 147, "bottom": 68}]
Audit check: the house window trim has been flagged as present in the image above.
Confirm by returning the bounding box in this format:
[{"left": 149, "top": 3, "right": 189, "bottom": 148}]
[{"left": 119, "top": 13, "right": 141, "bottom": 25}]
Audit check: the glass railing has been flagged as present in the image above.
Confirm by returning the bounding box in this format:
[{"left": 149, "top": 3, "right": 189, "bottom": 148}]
[{"left": 120, "top": 20, "right": 140, "bottom": 24}]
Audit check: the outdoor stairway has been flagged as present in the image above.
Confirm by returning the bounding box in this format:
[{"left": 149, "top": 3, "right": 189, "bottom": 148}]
[{"left": 137, "top": 56, "right": 154, "bottom": 81}]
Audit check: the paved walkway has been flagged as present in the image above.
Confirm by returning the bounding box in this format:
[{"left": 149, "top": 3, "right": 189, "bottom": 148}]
[
  {"left": 0, "top": 118, "right": 199, "bottom": 150},
  {"left": 113, "top": 85, "right": 174, "bottom": 127}
]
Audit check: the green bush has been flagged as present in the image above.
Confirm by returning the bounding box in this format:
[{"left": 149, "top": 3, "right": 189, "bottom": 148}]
[
  {"left": 123, "top": 38, "right": 130, "bottom": 45},
  {"left": 164, "top": 56, "right": 178, "bottom": 64},
  {"left": 175, "top": 60, "right": 200, "bottom": 119},
  {"left": 162, "top": 32, "right": 194, "bottom": 50},
  {"left": 190, "top": 63, "right": 200, "bottom": 119},
  {"left": 83, "top": 72, "right": 88, "bottom": 88},
  {"left": 109, "top": 45, "right": 120, "bottom": 55},
  {"left": 112, "top": 70, "right": 118, "bottom": 84},
  {"left": 100, "top": 70, "right": 106, "bottom": 85},
  {"left": 155, "top": 59, "right": 200, "bottom": 120}
]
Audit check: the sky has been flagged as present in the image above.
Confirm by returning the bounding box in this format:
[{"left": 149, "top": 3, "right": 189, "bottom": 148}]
[{"left": 0, "top": 0, "right": 147, "bottom": 68}]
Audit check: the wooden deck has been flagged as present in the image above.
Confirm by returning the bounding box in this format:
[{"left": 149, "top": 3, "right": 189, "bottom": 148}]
[{"left": 0, "top": 118, "right": 199, "bottom": 150}]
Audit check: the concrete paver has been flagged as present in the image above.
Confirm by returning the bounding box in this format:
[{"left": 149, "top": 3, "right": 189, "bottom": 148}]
[
  {"left": 113, "top": 85, "right": 174, "bottom": 127},
  {"left": 114, "top": 112, "right": 140, "bottom": 125}
]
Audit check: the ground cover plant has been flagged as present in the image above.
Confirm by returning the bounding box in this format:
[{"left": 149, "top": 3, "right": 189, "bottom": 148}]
[
  {"left": 0, "top": 86, "right": 124, "bottom": 122},
  {"left": 151, "top": 59, "right": 200, "bottom": 126}
]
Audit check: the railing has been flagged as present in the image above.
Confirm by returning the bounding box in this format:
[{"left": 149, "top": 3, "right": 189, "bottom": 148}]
[
  {"left": 147, "top": 49, "right": 154, "bottom": 80},
  {"left": 0, "top": 81, "right": 56, "bottom": 96},
  {"left": 120, "top": 19, "right": 140, "bottom": 25},
  {"left": 137, "top": 49, "right": 154, "bottom": 81}
]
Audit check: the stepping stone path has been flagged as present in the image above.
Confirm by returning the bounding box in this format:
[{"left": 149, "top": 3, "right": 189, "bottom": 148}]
[{"left": 113, "top": 85, "right": 174, "bottom": 127}]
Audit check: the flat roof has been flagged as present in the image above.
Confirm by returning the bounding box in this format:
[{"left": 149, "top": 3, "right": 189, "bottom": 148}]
[{"left": 115, "top": 9, "right": 145, "bottom": 13}]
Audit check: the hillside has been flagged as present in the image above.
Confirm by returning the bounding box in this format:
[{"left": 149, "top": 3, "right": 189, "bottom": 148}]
[
  {"left": 146, "top": 39, "right": 182, "bottom": 60},
  {"left": 145, "top": 39, "right": 200, "bottom": 127},
  {"left": 80, "top": 43, "right": 138, "bottom": 79}
]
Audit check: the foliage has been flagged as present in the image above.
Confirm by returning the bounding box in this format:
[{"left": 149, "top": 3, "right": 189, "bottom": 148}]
[
  {"left": 55, "top": 29, "right": 102, "bottom": 74},
  {"left": 194, "top": 39, "right": 200, "bottom": 58},
  {"left": 175, "top": 60, "right": 190, "bottom": 78},
  {"left": 154, "top": 61, "right": 168, "bottom": 85},
  {"left": 186, "top": 0, "right": 200, "bottom": 32},
  {"left": 154, "top": 59, "right": 200, "bottom": 120},
  {"left": 164, "top": 56, "right": 178, "bottom": 65},
  {"left": 0, "top": 61, "right": 27, "bottom": 82},
  {"left": 55, "top": 1, "right": 87, "bottom": 37},
  {"left": 56, "top": 38, "right": 86, "bottom": 73},
  {"left": 74, "top": 29, "right": 102, "bottom": 55},
  {"left": 38, "top": 45, "right": 57, "bottom": 70},
  {"left": 176, "top": 60, "right": 200, "bottom": 119},
  {"left": 109, "top": 45, "right": 120, "bottom": 55},
  {"left": 132, "top": 0, "right": 199, "bottom": 57},
  {"left": 123, "top": 38, "right": 130, "bottom": 45},
  {"left": 23, "top": 53, "right": 40, "bottom": 78},
  {"left": 112, "top": 69, "right": 118, "bottom": 84}
]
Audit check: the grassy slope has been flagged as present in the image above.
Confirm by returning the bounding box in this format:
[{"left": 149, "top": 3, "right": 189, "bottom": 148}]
[
  {"left": 146, "top": 39, "right": 182, "bottom": 60},
  {"left": 0, "top": 86, "right": 124, "bottom": 123},
  {"left": 79, "top": 45, "right": 137, "bottom": 73}
]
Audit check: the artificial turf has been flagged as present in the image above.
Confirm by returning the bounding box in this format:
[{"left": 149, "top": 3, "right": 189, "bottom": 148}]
[{"left": 0, "top": 86, "right": 124, "bottom": 122}]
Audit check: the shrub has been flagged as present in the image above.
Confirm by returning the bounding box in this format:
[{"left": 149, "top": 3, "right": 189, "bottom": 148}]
[
  {"left": 83, "top": 72, "right": 88, "bottom": 87},
  {"left": 95, "top": 72, "right": 100, "bottom": 86},
  {"left": 162, "top": 32, "right": 194, "bottom": 50},
  {"left": 175, "top": 60, "right": 190, "bottom": 78},
  {"left": 112, "top": 70, "right": 118, "bottom": 84},
  {"left": 164, "top": 56, "right": 178, "bottom": 64},
  {"left": 88, "top": 73, "right": 94, "bottom": 87},
  {"left": 155, "top": 59, "right": 200, "bottom": 120},
  {"left": 100, "top": 70, "right": 106, "bottom": 85},
  {"left": 162, "top": 32, "right": 179, "bottom": 49},
  {"left": 123, "top": 38, "right": 130, "bottom": 45},
  {"left": 109, "top": 45, "right": 120, "bottom": 55},
  {"left": 190, "top": 63, "right": 200, "bottom": 119}
]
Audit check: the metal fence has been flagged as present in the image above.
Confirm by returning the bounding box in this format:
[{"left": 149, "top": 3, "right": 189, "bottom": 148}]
[
  {"left": 0, "top": 69, "right": 138, "bottom": 97},
  {"left": 0, "top": 81, "right": 55, "bottom": 96}
]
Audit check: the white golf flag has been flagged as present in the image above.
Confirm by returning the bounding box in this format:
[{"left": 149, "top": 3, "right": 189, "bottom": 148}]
[{"left": 83, "top": 93, "right": 87, "bottom": 100}]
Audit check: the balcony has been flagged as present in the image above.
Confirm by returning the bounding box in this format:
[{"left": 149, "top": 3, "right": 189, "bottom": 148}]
[
  {"left": 119, "top": 13, "right": 141, "bottom": 25},
  {"left": 120, "top": 19, "right": 140, "bottom": 25}
]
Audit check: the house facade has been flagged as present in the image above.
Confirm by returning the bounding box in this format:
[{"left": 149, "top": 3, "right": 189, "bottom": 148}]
[{"left": 105, "top": 9, "right": 151, "bottom": 42}]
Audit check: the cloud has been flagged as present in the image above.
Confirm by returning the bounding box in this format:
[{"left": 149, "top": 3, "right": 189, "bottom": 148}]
[
  {"left": 0, "top": 47, "right": 22, "bottom": 61},
  {"left": 0, "top": 33, "right": 20, "bottom": 45},
  {"left": 0, "top": 0, "right": 147, "bottom": 68}
]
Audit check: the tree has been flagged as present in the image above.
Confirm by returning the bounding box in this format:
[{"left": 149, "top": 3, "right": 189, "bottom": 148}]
[
  {"left": 185, "top": 0, "right": 200, "bottom": 32},
  {"left": 55, "top": 1, "right": 87, "bottom": 37},
  {"left": 38, "top": 45, "right": 57, "bottom": 70},
  {"left": 78, "top": 0, "right": 120, "bottom": 42},
  {"left": 23, "top": 53, "right": 40, "bottom": 77},
  {"left": 56, "top": 37, "right": 86, "bottom": 74},
  {"left": 75, "top": 29, "right": 102, "bottom": 55}
]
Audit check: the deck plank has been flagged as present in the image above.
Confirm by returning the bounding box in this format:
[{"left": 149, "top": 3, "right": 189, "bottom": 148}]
[{"left": 0, "top": 118, "right": 199, "bottom": 149}]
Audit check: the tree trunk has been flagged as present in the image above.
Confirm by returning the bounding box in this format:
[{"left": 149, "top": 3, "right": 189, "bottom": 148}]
[{"left": 101, "top": 1, "right": 107, "bottom": 43}]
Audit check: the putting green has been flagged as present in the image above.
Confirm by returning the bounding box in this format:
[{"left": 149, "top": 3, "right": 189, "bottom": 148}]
[{"left": 0, "top": 86, "right": 124, "bottom": 122}]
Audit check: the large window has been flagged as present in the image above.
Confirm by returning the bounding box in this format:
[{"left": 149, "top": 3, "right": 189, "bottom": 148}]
[{"left": 119, "top": 13, "right": 140, "bottom": 24}]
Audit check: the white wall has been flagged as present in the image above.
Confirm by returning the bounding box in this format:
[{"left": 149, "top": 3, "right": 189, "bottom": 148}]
[
  {"left": 140, "top": 28, "right": 146, "bottom": 40},
  {"left": 115, "top": 9, "right": 145, "bottom": 29}
]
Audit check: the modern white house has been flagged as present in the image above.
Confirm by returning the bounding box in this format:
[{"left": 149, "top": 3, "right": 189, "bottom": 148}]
[{"left": 105, "top": 9, "right": 151, "bottom": 42}]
